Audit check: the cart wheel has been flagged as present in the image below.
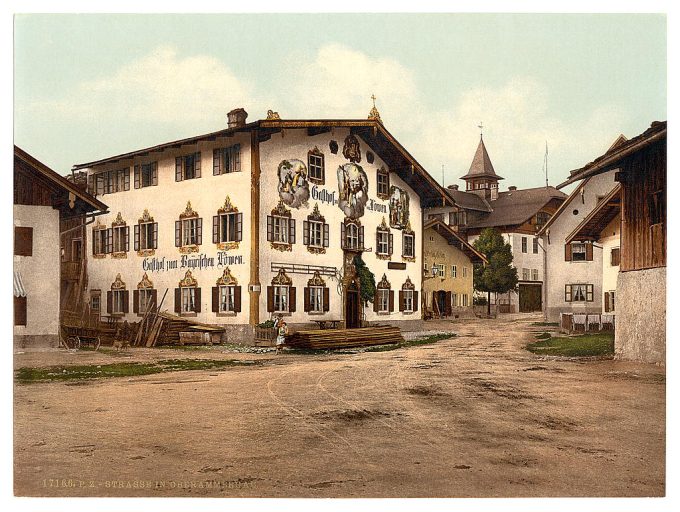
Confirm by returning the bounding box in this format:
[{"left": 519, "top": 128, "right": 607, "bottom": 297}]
[
  {"left": 94, "top": 337, "right": 101, "bottom": 351},
  {"left": 66, "top": 336, "right": 79, "bottom": 350}
]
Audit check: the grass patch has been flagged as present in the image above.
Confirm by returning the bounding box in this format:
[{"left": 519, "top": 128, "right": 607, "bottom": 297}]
[
  {"left": 15, "top": 359, "right": 259, "bottom": 384},
  {"left": 526, "top": 332, "right": 614, "bottom": 357},
  {"left": 363, "top": 333, "right": 456, "bottom": 353},
  {"left": 530, "top": 322, "right": 560, "bottom": 327},
  {"left": 534, "top": 332, "right": 552, "bottom": 340}
]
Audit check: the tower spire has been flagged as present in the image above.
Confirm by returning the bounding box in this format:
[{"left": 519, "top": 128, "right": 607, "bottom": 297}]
[{"left": 368, "top": 94, "right": 382, "bottom": 123}]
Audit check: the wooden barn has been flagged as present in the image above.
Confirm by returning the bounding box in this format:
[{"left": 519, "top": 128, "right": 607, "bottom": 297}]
[{"left": 558, "top": 121, "right": 666, "bottom": 363}]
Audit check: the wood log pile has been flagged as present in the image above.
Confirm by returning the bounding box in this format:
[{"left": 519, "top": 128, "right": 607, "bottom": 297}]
[{"left": 285, "top": 325, "right": 404, "bottom": 350}]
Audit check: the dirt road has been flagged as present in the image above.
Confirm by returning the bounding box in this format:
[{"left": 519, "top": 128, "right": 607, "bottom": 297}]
[{"left": 14, "top": 315, "right": 665, "bottom": 497}]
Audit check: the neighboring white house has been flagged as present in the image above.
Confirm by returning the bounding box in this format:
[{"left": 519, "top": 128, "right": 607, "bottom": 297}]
[
  {"left": 13, "top": 146, "right": 107, "bottom": 349},
  {"left": 537, "top": 170, "right": 618, "bottom": 322},
  {"left": 72, "top": 108, "right": 452, "bottom": 342}
]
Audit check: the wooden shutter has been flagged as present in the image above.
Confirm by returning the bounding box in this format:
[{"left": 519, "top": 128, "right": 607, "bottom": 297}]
[
  {"left": 604, "top": 292, "right": 610, "bottom": 312},
  {"left": 611, "top": 248, "right": 620, "bottom": 266},
  {"left": 289, "top": 219, "right": 296, "bottom": 244},
  {"left": 341, "top": 222, "right": 346, "bottom": 249},
  {"left": 92, "top": 229, "right": 96, "bottom": 255},
  {"left": 175, "top": 288, "right": 181, "bottom": 313},
  {"left": 212, "top": 286, "right": 219, "bottom": 312},
  {"left": 236, "top": 213, "right": 243, "bottom": 242},
  {"left": 175, "top": 157, "right": 183, "bottom": 181},
  {"left": 124, "top": 226, "right": 130, "bottom": 252},
  {"left": 213, "top": 216, "right": 219, "bottom": 244},
  {"left": 150, "top": 289, "right": 158, "bottom": 309},
  {"left": 375, "top": 230, "right": 379, "bottom": 253},
  {"left": 14, "top": 296, "right": 27, "bottom": 326},
  {"left": 107, "top": 291, "right": 113, "bottom": 313},
  {"left": 564, "top": 243, "right": 572, "bottom": 261},
  {"left": 124, "top": 169, "right": 130, "bottom": 190},
  {"left": 234, "top": 286, "right": 242, "bottom": 312},
  {"left": 194, "top": 152, "right": 201, "bottom": 178},
  {"left": 289, "top": 287, "right": 296, "bottom": 312},
  {"left": 14, "top": 227, "right": 33, "bottom": 256},
  {"left": 134, "top": 165, "right": 140, "bottom": 189},
  {"left": 267, "top": 286, "right": 274, "bottom": 312},
  {"left": 388, "top": 233, "right": 393, "bottom": 255},
  {"left": 586, "top": 242, "right": 593, "bottom": 261},
  {"left": 323, "top": 223, "right": 329, "bottom": 247},
  {"left": 389, "top": 290, "right": 394, "bottom": 312},
  {"left": 213, "top": 149, "right": 221, "bottom": 175},
  {"left": 134, "top": 224, "right": 140, "bottom": 251},
  {"left": 398, "top": 290, "right": 405, "bottom": 312},
  {"left": 564, "top": 285, "right": 572, "bottom": 302},
  {"left": 413, "top": 291, "right": 419, "bottom": 312},
  {"left": 267, "top": 216, "right": 273, "bottom": 242},
  {"left": 359, "top": 226, "right": 364, "bottom": 249},
  {"left": 303, "top": 221, "right": 309, "bottom": 246},
  {"left": 133, "top": 290, "right": 139, "bottom": 313},
  {"left": 195, "top": 288, "right": 202, "bottom": 312},
  {"left": 445, "top": 292, "right": 452, "bottom": 315},
  {"left": 373, "top": 291, "right": 379, "bottom": 312},
  {"left": 122, "top": 291, "right": 130, "bottom": 313},
  {"left": 586, "top": 284, "right": 594, "bottom": 302},
  {"left": 196, "top": 218, "right": 203, "bottom": 245},
  {"left": 303, "top": 287, "right": 310, "bottom": 312},
  {"left": 152, "top": 162, "right": 158, "bottom": 186},
  {"left": 152, "top": 223, "right": 158, "bottom": 248},
  {"left": 87, "top": 174, "right": 94, "bottom": 195},
  {"left": 106, "top": 229, "right": 113, "bottom": 253},
  {"left": 323, "top": 288, "right": 330, "bottom": 312}
]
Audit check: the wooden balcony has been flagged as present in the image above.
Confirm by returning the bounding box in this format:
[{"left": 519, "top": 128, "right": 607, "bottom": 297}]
[{"left": 61, "top": 260, "right": 84, "bottom": 281}]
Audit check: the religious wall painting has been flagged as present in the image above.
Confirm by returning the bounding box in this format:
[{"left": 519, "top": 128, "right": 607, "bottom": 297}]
[
  {"left": 277, "top": 159, "right": 309, "bottom": 209},
  {"left": 389, "top": 185, "right": 410, "bottom": 229},
  {"left": 337, "top": 163, "right": 369, "bottom": 219}
]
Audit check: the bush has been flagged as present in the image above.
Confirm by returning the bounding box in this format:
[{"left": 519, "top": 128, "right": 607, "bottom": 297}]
[{"left": 473, "top": 296, "right": 487, "bottom": 306}]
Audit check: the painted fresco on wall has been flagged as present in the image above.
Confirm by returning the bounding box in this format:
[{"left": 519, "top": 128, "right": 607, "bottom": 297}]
[
  {"left": 277, "top": 159, "right": 309, "bottom": 209},
  {"left": 389, "top": 186, "right": 410, "bottom": 229},
  {"left": 337, "top": 163, "right": 369, "bottom": 219}
]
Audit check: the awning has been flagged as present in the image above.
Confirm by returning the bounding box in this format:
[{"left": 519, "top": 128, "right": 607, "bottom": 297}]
[{"left": 13, "top": 271, "right": 26, "bottom": 297}]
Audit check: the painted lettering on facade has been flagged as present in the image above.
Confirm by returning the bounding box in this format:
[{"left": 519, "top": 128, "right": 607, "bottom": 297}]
[{"left": 142, "top": 253, "right": 244, "bottom": 273}]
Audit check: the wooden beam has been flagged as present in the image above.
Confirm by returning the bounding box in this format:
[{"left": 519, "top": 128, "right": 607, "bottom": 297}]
[{"left": 249, "top": 129, "right": 261, "bottom": 326}]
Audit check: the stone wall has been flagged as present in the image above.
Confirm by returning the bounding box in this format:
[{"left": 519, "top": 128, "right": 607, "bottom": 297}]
[{"left": 615, "top": 267, "right": 666, "bottom": 364}]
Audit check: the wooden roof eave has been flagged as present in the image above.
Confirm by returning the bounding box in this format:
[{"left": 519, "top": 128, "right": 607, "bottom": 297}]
[
  {"left": 565, "top": 185, "right": 621, "bottom": 244},
  {"left": 424, "top": 219, "right": 488, "bottom": 264},
  {"left": 536, "top": 178, "right": 591, "bottom": 236}
]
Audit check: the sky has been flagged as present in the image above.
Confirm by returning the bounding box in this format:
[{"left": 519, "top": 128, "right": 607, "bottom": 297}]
[{"left": 13, "top": 13, "right": 667, "bottom": 192}]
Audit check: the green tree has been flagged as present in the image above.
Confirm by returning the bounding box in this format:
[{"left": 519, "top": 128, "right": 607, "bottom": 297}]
[
  {"left": 473, "top": 228, "right": 518, "bottom": 316},
  {"left": 353, "top": 255, "right": 376, "bottom": 307}
]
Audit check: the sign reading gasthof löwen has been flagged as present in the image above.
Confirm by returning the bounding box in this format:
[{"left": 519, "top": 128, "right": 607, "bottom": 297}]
[{"left": 142, "top": 253, "right": 244, "bottom": 273}]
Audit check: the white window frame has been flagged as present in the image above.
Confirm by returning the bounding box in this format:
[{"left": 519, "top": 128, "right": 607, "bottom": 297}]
[
  {"left": 139, "top": 288, "right": 154, "bottom": 313},
  {"left": 112, "top": 225, "right": 126, "bottom": 253},
  {"left": 462, "top": 267, "right": 468, "bottom": 278},
  {"left": 219, "top": 212, "right": 239, "bottom": 243},
  {"left": 403, "top": 233, "right": 415, "bottom": 258},
  {"left": 139, "top": 222, "right": 155, "bottom": 250},
  {"left": 274, "top": 285, "right": 289, "bottom": 313},
  {"left": 433, "top": 264, "right": 445, "bottom": 278},
  {"left": 308, "top": 152, "right": 324, "bottom": 182},
  {"left": 462, "top": 294, "right": 469, "bottom": 307},
  {"left": 378, "top": 289, "right": 390, "bottom": 313},
  {"left": 346, "top": 223, "right": 359, "bottom": 250},
  {"left": 521, "top": 236, "right": 528, "bottom": 253},
  {"left": 377, "top": 170, "right": 389, "bottom": 197},
  {"left": 522, "top": 268, "right": 530, "bottom": 281},
  {"left": 308, "top": 220, "right": 324, "bottom": 248},
  {"left": 219, "top": 285, "right": 236, "bottom": 313},
  {"left": 377, "top": 230, "right": 389, "bottom": 255},
  {"left": 572, "top": 243, "right": 587, "bottom": 261},
  {"left": 140, "top": 163, "right": 155, "bottom": 188},
  {"left": 533, "top": 237, "right": 539, "bottom": 254},
  {"left": 181, "top": 287, "right": 197, "bottom": 314},
  {"left": 566, "top": 283, "right": 594, "bottom": 303},
  {"left": 309, "top": 286, "right": 324, "bottom": 313},
  {"left": 93, "top": 228, "right": 108, "bottom": 255},
  {"left": 272, "top": 216, "right": 289, "bottom": 244},
  {"left": 451, "top": 265, "right": 457, "bottom": 278},
  {"left": 531, "top": 269, "right": 539, "bottom": 281},
  {"left": 182, "top": 218, "right": 199, "bottom": 246},
  {"left": 403, "top": 289, "right": 414, "bottom": 313},
  {"left": 112, "top": 289, "right": 125, "bottom": 315},
  {"left": 91, "top": 292, "right": 101, "bottom": 312}
]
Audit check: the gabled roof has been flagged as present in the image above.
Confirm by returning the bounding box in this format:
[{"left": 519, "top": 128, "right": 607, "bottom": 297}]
[
  {"left": 536, "top": 179, "right": 591, "bottom": 236},
  {"left": 466, "top": 186, "right": 566, "bottom": 230},
  {"left": 557, "top": 121, "right": 666, "bottom": 189},
  {"left": 72, "top": 117, "right": 453, "bottom": 209},
  {"left": 445, "top": 187, "right": 492, "bottom": 212},
  {"left": 424, "top": 219, "right": 487, "bottom": 264},
  {"left": 460, "top": 136, "right": 504, "bottom": 181},
  {"left": 565, "top": 184, "right": 621, "bottom": 244},
  {"left": 14, "top": 145, "right": 108, "bottom": 214}
]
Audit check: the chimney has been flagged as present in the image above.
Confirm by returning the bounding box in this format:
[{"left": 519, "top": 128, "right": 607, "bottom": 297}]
[
  {"left": 508, "top": 186, "right": 517, "bottom": 191},
  {"left": 448, "top": 184, "right": 459, "bottom": 191},
  {"left": 227, "top": 108, "right": 248, "bottom": 129}
]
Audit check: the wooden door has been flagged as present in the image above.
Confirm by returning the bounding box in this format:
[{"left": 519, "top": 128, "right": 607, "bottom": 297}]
[
  {"left": 345, "top": 282, "right": 361, "bottom": 328},
  {"left": 519, "top": 284, "right": 542, "bottom": 312}
]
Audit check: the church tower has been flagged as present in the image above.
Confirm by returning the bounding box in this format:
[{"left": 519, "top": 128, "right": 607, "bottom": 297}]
[{"left": 460, "top": 133, "right": 503, "bottom": 200}]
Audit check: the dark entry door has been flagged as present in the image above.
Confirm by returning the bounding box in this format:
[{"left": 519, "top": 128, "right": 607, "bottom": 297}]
[
  {"left": 519, "top": 284, "right": 542, "bottom": 312},
  {"left": 345, "top": 283, "right": 361, "bottom": 328}
]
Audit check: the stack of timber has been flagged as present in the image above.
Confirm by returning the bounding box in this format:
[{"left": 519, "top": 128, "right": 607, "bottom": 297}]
[
  {"left": 147, "top": 312, "right": 225, "bottom": 346},
  {"left": 285, "top": 325, "right": 404, "bottom": 350}
]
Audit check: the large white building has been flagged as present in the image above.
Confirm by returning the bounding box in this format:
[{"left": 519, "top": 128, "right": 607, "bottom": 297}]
[{"left": 73, "top": 108, "right": 452, "bottom": 341}]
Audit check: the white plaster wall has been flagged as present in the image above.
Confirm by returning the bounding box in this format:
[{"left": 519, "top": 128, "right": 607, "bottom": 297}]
[
  {"left": 13, "top": 205, "right": 61, "bottom": 337},
  {"left": 543, "top": 171, "right": 618, "bottom": 322},
  {"left": 85, "top": 132, "right": 253, "bottom": 324},
  {"left": 258, "top": 128, "right": 422, "bottom": 325},
  {"left": 600, "top": 213, "right": 621, "bottom": 311}
]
